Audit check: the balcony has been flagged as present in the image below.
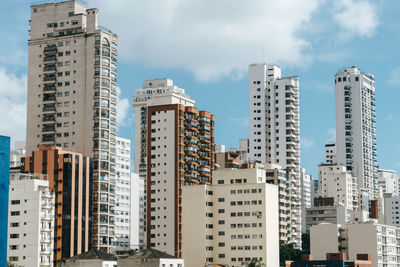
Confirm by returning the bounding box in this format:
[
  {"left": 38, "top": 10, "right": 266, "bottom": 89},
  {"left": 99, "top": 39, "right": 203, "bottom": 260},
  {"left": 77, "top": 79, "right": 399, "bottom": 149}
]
[
  {"left": 43, "top": 84, "right": 56, "bottom": 92},
  {"left": 43, "top": 55, "right": 56, "bottom": 62}
]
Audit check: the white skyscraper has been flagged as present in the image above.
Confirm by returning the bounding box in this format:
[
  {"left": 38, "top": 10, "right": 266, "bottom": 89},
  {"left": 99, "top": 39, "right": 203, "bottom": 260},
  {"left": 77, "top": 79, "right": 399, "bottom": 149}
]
[
  {"left": 248, "top": 63, "right": 302, "bottom": 245},
  {"left": 115, "top": 137, "right": 131, "bottom": 252},
  {"left": 335, "top": 66, "right": 377, "bottom": 198}
]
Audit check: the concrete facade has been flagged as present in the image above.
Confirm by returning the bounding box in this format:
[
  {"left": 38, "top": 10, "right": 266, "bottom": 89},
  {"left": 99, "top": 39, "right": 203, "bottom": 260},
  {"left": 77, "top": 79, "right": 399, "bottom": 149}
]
[
  {"left": 132, "top": 78, "right": 215, "bottom": 257},
  {"left": 335, "top": 67, "right": 377, "bottom": 199},
  {"left": 7, "top": 174, "right": 55, "bottom": 267},
  {"left": 26, "top": 0, "right": 119, "bottom": 252},
  {"left": 318, "top": 165, "right": 358, "bottom": 208},
  {"left": 248, "top": 63, "right": 302, "bottom": 246},
  {"left": 115, "top": 137, "right": 131, "bottom": 252},
  {"left": 325, "top": 143, "right": 337, "bottom": 164},
  {"left": 311, "top": 222, "right": 400, "bottom": 267},
  {"left": 378, "top": 169, "right": 399, "bottom": 197},
  {"left": 182, "top": 166, "right": 279, "bottom": 267},
  {"left": 129, "top": 173, "right": 145, "bottom": 250}
]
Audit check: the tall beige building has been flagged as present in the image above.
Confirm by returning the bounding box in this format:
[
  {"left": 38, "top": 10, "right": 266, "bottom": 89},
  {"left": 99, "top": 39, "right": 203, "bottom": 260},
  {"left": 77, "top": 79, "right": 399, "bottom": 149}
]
[
  {"left": 133, "top": 79, "right": 215, "bottom": 257},
  {"left": 26, "top": 0, "right": 119, "bottom": 252}
]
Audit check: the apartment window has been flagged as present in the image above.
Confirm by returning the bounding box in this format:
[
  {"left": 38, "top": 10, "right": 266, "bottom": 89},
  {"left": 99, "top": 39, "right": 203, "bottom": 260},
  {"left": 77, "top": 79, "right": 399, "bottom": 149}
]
[
  {"left": 218, "top": 209, "right": 225, "bottom": 213},
  {"left": 65, "top": 51, "right": 71, "bottom": 56},
  {"left": 218, "top": 231, "right": 225, "bottom": 236},
  {"left": 218, "top": 220, "right": 225, "bottom": 225},
  {"left": 10, "top": 211, "right": 20, "bottom": 216},
  {"left": 9, "top": 257, "right": 18, "bottom": 261},
  {"left": 65, "top": 61, "right": 70, "bottom": 66},
  {"left": 218, "top": 198, "right": 225, "bottom": 202},
  {"left": 9, "top": 245, "right": 18, "bottom": 250},
  {"left": 11, "top": 200, "right": 20, "bottom": 205},
  {"left": 10, "top": 234, "right": 19, "bottom": 238}
]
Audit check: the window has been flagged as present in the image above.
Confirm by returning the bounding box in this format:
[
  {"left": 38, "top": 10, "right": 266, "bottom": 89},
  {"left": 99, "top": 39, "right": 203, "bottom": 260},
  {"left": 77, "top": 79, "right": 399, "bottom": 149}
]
[
  {"left": 11, "top": 200, "right": 20, "bottom": 205},
  {"left": 11, "top": 211, "right": 20, "bottom": 216},
  {"left": 10, "top": 234, "right": 19, "bottom": 238}
]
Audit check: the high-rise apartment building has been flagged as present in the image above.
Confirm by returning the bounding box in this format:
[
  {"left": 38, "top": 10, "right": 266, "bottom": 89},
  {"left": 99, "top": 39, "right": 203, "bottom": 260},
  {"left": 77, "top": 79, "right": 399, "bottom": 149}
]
[
  {"left": 133, "top": 78, "right": 215, "bottom": 257},
  {"left": 182, "top": 166, "right": 279, "bottom": 267},
  {"left": 325, "top": 142, "right": 337, "bottom": 164},
  {"left": 248, "top": 63, "right": 302, "bottom": 246},
  {"left": 7, "top": 173, "right": 55, "bottom": 267},
  {"left": 21, "top": 145, "right": 92, "bottom": 264},
  {"left": 115, "top": 137, "right": 131, "bottom": 252},
  {"left": 26, "top": 0, "right": 119, "bottom": 251},
  {"left": 0, "top": 135, "right": 10, "bottom": 267},
  {"left": 335, "top": 67, "right": 377, "bottom": 198}
]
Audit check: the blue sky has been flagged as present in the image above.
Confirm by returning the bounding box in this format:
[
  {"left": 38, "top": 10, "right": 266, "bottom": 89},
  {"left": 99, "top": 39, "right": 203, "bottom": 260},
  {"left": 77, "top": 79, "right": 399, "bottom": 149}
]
[{"left": 1, "top": 0, "right": 399, "bottom": 177}]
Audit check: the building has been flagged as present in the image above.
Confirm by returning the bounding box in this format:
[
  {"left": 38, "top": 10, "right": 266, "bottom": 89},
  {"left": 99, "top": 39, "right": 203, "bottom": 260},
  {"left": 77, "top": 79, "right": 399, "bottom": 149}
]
[
  {"left": 305, "top": 197, "right": 351, "bottom": 233},
  {"left": 182, "top": 166, "right": 279, "bottom": 267},
  {"left": 21, "top": 145, "right": 92, "bottom": 264},
  {"left": 288, "top": 253, "right": 372, "bottom": 267},
  {"left": 115, "top": 137, "right": 131, "bottom": 252},
  {"left": 7, "top": 173, "right": 55, "bottom": 267},
  {"left": 247, "top": 64, "right": 302, "bottom": 244},
  {"left": 0, "top": 135, "right": 10, "bottom": 266},
  {"left": 335, "top": 67, "right": 377, "bottom": 198},
  {"left": 133, "top": 78, "right": 215, "bottom": 257},
  {"left": 383, "top": 193, "right": 400, "bottom": 227},
  {"left": 317, "top": 164, "right": 358, "bottom": 208},
  {"left": 311, "top": 222, "right": 400, "bottom": 267},
  {"left": 118, "top": 248, "right": 184, "bottom": 267},
  {"left": 311, "top": 177, "right": 319, "bottom": 206},
  {"left": 378, "top": 169, "right": 398, "bottom": 197},
  {"left": 130, "top": 173, "right": 145, "bottom": 251},
  {"left": 10, "top": 141, "right": 26, "bottom": 168},
  {"left": 301, "top": 168, "right": 312, "bottom": 209},
  {"left": 60, "top": 248, "right": 117, "bottom": 267},
  {"left": 325, "top": 143, "right": 337, "bottom": 164},
  {"left": 264, "top": 164, "right": 299, "bottom": 245},
  {"left": 26, "top": 0, "right": 119, "bottom": 252}
]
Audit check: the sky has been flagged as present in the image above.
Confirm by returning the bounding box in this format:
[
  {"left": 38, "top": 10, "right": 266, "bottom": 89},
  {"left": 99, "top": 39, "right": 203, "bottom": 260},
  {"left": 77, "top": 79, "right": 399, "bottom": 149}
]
[{"left": 1, "top": 0, "right": 399, "bottom": 178}]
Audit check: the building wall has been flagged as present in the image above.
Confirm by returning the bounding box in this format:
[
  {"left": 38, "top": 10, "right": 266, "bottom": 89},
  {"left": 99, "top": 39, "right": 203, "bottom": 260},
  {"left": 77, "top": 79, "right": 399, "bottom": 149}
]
[
  {"left": 7, "top": 175, "right": 55, "bottom": 267},
  {"left": 130, "top": 173, "right": 144, "bottom": 250},
  {"left": 335, "top": 67, "right": 377, "bottom": 199},
  {"left": 311, "top": 222, "right": 400, "bottom": 267},
  {"left": 182, "top": 167, "right": 279, "bottom": 267},
  {"left": 26, "top": 1, "right": 118, "bottom": 252},
  {"left": 378, "top": 169, "right": 398, "bottom": 196},
  {"left": 248, "top": 64, "right": 302, "bottom": 246},
  {"left": 325, "top": 142, "right": 337, "bottom": 164},
  {"left": 0, "top": 135, "right": 10, "bottom": 266},
  {"left": 115, "top": 137, "right": 131, "bottom": 252},
  {"left": 133, "top": 79, "right": 215, "bottom": 257},
  {"left": 21, "top": 145, "right": 92, "bottom": 263},
  {"left": 318, "top": 165, "right": 357, "bottom": 208}
]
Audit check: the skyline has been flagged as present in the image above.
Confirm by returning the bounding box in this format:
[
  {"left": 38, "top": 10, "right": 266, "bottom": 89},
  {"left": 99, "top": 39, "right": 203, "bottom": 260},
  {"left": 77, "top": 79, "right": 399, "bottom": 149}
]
[{"left": 1, "top": 0, "right": 400, "bottom": 177}]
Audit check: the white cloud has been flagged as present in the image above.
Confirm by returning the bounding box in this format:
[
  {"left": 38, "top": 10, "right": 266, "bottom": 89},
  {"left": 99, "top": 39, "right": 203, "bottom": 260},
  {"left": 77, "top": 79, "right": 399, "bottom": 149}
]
[
  {"left": 0, "top": 68, "right": 27, "bottom": 144},
  {"left": 333, "top": 0, "right": 378, "bottom": 38},
  {"left": 301, "top": 138, "right": 315, "bottom": 149},
  {"left": 389, "top": 67, "right": 400, "bottom": 85},
  {"left": 90, "top": 0, "right": 321, "bottom": 81},
  {"left": 116, "top": 87, "right": 131, "bottom": 128}
]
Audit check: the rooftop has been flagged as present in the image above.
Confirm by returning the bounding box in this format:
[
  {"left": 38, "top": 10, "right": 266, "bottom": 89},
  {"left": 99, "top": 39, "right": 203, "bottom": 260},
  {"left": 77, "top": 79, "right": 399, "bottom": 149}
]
[
  {"left": 66, "top": 248, "right": 116, "bottom": 261},
  {"left": 125, "top": 248, "right": 177, "bottom": 260}
]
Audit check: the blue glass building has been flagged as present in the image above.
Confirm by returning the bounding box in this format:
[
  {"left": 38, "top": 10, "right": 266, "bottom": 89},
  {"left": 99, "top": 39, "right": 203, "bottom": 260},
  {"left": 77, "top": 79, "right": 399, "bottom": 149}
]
[{"left": 0, "top": 135, "right": 10, "bottom": 266}]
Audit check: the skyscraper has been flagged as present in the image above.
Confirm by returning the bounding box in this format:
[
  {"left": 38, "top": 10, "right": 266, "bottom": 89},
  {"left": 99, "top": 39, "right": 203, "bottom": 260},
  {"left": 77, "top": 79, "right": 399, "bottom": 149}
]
[
  {"left": 335, "top": 66, "right": 377, "bottom": 198},
  {"left": 26, "top": 1, "right": 119, "bottom": 251},
  {"left": 248, "top": 64, "right": 302, "bottom": 246},
  {"left": 133, "top": 78, "right": 215, "bottom": 257}
]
